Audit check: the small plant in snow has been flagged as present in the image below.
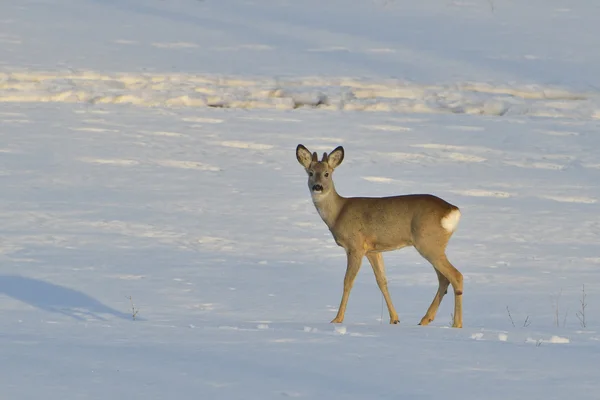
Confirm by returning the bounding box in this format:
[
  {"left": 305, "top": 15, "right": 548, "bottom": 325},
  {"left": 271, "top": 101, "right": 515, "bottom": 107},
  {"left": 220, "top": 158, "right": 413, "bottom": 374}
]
[
  {"left": 127, "top": 296, "right": 139, "bottom": 321},
  {"left": 506, "top": 306, "right": 515, "bottom": 327},
  {"left": 563, "top": 308, "right": 569, "bottom": 329},
  {"left": 552, "top": 289, "right": 569, "bottom": 328},
  {"left": 553, "top": 290, "right": 561, "bottom": 327},
  {"left": 576, "top": 284, "right": 588, "bottom": 328},
  {"left": 506, "top": 306, "right": 531, "bottom": 328}
]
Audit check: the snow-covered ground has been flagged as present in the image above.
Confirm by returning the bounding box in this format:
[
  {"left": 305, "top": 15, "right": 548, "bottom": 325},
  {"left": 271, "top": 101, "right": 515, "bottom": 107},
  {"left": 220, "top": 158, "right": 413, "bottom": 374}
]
[{"left": 2, "top": 1, "right": 600, "bottom": 399}]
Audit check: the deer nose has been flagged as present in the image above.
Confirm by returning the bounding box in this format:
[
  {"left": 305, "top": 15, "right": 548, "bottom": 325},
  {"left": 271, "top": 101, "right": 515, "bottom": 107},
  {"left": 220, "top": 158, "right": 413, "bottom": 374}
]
[{"left": 312, "top": 184, "right": 323, "bottom": 192}]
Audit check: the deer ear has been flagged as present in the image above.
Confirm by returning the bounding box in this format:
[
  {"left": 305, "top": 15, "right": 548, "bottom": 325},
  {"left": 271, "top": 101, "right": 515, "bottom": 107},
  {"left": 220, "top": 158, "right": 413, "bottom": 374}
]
[
  {"left": 296, "top": 144, "right": 313, "bottom": 168},
  {"left": 327, "top": 146, "right": 344, "bottom": 169}
]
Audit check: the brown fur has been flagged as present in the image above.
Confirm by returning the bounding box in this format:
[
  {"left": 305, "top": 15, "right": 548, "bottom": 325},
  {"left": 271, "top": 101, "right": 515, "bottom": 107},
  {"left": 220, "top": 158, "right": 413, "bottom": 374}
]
[{"left": 296, "top": 144, "right": 464, "bottom": 328}]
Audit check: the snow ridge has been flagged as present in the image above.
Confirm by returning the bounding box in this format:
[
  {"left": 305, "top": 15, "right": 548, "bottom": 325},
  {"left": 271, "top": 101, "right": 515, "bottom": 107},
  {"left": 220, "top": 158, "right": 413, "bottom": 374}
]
[{"left": 1, "top": 71, "right": 597, "bottom": 118}]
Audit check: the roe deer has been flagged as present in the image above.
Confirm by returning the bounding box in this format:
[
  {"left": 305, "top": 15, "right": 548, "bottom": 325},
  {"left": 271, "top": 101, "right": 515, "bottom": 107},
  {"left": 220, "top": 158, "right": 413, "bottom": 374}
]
[{"left": 296, "top": 144, "right": 463, "bottom": 328}]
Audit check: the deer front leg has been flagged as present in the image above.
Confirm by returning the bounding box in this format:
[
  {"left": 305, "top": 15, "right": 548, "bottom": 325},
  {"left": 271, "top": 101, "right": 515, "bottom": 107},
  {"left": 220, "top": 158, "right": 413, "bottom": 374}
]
[
  {"left": 366, "top": 252, "right": 399, "bottom": 324},
  {"left": 331, "top": 250, "right": 363, "bottom": 323}
]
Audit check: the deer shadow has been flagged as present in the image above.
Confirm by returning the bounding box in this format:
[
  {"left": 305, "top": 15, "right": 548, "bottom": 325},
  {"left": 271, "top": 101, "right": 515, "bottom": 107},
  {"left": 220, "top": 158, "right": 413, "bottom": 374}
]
[{"left": 0, "top": 275, "right": 134, "bottom": 321}]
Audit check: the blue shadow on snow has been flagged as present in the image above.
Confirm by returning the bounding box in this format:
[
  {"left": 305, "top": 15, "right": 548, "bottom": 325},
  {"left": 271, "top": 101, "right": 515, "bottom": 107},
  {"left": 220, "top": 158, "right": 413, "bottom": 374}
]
[{"left": 0, "top": 275, "right": 134, "bottom": 321}]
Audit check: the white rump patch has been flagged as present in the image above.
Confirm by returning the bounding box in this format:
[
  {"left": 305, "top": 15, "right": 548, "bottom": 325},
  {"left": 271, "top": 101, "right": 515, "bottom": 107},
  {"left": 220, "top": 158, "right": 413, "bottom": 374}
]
[{"left": 441, "top": 208, "right": 461, "bottom": 232}]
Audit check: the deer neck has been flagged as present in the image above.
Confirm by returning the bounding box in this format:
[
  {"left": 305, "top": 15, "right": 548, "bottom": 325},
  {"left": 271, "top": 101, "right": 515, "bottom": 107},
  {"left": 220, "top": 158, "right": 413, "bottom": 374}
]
[{"left": 312, "top": 185, "right": 345, "bottom": 229}]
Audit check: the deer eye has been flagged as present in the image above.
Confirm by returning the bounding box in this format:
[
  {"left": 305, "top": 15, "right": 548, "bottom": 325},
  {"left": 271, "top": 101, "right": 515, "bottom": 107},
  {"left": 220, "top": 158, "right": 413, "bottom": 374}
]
[
  {"left": 324, "top": 172, "right": 329, "bottom": 177},
  {"left": 309, "top": 171, "right": 314, "bottom": 176}
]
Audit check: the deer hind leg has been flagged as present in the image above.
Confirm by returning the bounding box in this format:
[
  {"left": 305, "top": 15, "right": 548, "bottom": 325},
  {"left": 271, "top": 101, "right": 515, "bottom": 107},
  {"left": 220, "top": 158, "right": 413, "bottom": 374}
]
[
  {"left": 430, "top": 255, "right": 463, "bottom": 328},
  {"left": 416, "top": 242, "right": 463, "bottom": 328},
  {"left": 366, "top": 252, "right": 399, "bottom": 324},
  {"left": 331, "top": 250, "right": 363, "bottom": 323},
  {"left": 419, "top": 269, "right": 450, "bottom": 326}
]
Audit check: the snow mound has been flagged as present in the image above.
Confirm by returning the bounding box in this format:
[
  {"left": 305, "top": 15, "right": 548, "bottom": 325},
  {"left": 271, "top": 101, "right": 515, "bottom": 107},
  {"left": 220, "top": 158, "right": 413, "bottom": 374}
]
[{"left": 1, "top": 71, "right": 597, "bottom": 118}]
